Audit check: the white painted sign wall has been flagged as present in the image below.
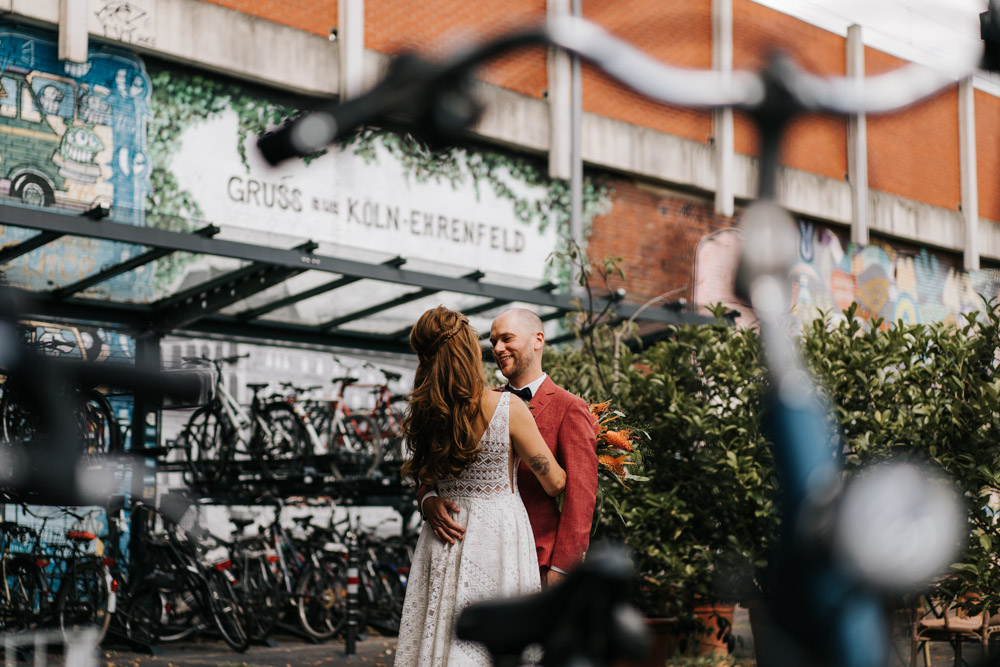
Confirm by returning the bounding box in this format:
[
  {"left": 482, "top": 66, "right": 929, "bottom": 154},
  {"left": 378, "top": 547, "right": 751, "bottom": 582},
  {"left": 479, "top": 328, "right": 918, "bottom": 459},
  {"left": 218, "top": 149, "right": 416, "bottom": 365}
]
[{"left": 170, "top": 111, "right": 559, "bottom": 281}]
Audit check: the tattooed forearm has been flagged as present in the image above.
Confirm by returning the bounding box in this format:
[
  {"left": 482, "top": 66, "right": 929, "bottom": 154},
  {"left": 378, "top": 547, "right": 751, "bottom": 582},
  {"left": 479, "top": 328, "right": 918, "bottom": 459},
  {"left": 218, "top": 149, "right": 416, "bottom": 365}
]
[{"left": 528, "top": 455, "right": 550, "bottom": 476}]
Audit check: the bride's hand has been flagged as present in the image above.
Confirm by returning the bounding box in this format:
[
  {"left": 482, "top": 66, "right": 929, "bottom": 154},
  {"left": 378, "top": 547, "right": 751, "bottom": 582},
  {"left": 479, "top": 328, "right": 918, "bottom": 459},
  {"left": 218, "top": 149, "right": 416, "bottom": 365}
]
[{"left": 424, "top": 496, "right": 465, "bottom": 544}]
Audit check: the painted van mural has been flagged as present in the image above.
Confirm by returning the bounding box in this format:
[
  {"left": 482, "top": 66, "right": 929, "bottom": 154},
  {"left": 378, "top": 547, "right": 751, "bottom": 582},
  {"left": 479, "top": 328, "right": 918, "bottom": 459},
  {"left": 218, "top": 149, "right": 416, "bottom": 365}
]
[{"left": 0, "top": 25, "right": 152, "bottom": 300}]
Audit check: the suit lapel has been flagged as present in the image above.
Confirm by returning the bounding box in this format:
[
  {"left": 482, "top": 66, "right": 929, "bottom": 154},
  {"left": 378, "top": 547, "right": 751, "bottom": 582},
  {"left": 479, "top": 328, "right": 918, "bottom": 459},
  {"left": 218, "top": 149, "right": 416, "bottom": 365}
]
[{"left": 527, "top": 376, "right": 557, "bottom": 421}]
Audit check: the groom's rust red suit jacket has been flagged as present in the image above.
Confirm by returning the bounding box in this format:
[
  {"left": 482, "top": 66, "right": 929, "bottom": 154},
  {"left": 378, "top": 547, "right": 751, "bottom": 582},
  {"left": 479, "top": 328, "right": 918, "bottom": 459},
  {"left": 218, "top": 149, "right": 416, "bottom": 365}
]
[{"left": 417, "top": 376, "right": 599, "bottom": 573}]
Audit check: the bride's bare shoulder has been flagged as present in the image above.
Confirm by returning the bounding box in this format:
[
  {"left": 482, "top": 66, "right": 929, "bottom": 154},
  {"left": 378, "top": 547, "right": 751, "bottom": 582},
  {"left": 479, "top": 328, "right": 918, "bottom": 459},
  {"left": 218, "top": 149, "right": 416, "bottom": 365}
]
[{"left": 481, "top": 390, "right": 502, "bottom": 413}]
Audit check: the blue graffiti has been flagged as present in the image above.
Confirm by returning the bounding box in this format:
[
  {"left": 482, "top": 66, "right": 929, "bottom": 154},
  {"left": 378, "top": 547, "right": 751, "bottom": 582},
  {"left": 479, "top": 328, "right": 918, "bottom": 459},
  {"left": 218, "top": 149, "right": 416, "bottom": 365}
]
[{"left": 0, "top": 24, "right": 152, "bottom": 299}]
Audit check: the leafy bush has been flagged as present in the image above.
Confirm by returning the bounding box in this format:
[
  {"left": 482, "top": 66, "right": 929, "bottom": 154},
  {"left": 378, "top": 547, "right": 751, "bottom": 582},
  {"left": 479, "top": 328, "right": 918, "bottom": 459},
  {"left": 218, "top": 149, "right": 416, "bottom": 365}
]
[{"left": 548, "top": 297, "right": 1000, "bottom": 618}]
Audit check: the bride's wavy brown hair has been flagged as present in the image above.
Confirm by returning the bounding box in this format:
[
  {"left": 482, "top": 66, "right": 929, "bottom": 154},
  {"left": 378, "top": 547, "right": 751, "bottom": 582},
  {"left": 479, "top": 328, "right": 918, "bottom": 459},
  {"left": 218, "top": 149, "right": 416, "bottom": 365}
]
[{"left": 401, "top": 306, "right": 487, "bottom": 485}]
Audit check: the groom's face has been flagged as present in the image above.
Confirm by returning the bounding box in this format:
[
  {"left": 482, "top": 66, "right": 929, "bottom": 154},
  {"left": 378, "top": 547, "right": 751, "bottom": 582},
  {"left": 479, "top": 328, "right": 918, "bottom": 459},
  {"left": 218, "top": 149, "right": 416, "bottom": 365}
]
[{"left": 490, "top": 313, "right": 538, "bottom": 382}]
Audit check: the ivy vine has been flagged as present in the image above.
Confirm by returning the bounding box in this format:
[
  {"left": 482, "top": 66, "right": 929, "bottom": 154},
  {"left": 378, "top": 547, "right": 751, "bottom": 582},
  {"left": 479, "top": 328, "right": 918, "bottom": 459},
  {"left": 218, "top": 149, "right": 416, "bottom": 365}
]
[
  {"left": 343, "top": 127, "right": 611, "bottom": 284},
  {"left": 144, "top": 68, "right": 610, "bottom": 292}
]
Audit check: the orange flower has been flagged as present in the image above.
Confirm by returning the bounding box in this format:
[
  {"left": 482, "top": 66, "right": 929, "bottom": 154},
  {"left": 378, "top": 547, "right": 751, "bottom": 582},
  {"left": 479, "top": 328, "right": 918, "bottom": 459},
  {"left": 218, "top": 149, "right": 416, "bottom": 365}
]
[
  {"left": 589, "top": 401, "right": 611, "bottom": 416},
  {"left": 598, "top": 453, "right": 630, "bottom": 480},
  {"left": 602, "top": 429, "right": 633, "bottom": 451}
]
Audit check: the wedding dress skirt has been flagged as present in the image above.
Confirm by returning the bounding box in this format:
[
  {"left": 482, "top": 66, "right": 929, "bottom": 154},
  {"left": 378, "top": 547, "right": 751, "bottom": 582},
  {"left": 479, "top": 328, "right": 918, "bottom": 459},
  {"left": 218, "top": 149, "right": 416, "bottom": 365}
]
[{"left": 395, "top": 393, "right": 540, "bottom": 666}]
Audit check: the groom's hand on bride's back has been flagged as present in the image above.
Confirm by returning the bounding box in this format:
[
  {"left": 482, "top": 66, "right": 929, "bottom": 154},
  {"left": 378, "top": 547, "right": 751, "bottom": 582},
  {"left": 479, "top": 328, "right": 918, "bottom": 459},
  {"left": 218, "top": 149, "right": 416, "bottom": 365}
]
[{"left": 424, "top": 496, "right": 465, "bottom": 544}]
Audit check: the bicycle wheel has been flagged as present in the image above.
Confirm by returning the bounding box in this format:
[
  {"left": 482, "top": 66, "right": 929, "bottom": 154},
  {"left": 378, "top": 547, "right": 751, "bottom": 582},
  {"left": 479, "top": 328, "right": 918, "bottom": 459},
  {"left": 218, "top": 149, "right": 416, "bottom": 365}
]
[
  {"left": 205, "top": 570, "right": 249, "bottom": 652},
  {"left": 367, "top": 564, "right": 405, "bottom": 635},
  {"left": 255, "top": 402, "right": 307, "bottom": 479},
  {"left": 295, "top": 559, "right": 346, "bottom": 640},
  {"left": 55, "top": 561, "right": 112, "bottom": 643},
  {"left": 181, "top": 404, "right": 224, "bottom": 487},
  {"left": 79, "top": 389, "right": 122, "bottom": 455},
  {"left": 3, "top": 558, "right": 42, "bottom": 631},
  {"left": 123, "top": 586, "right": 164, "bottom": 646},
  {"left": 332, "top": 414, "right": 382, "bottom": 478},
  {"left": 1, "top": 388, "right": 38, "bottom": 444},
  {"left": 240, "top": 555, "right": 280, "bottom": 641},
  {"left": 157, "top": 588, "right": 202, "bottom": 642}
]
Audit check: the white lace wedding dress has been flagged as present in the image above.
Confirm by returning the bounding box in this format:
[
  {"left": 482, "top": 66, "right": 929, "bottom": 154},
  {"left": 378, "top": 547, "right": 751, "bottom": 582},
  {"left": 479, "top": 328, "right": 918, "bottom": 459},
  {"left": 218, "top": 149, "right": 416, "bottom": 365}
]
[{"left": 395, "top": 392, "right": 540, "bottom": 666}]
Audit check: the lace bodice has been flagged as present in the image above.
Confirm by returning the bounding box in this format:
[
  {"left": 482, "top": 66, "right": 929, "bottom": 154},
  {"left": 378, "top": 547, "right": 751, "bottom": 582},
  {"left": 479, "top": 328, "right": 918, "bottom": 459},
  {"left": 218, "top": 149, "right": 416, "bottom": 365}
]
[{"left": 436, "top": 392, "right": 514, "bottom": 500}]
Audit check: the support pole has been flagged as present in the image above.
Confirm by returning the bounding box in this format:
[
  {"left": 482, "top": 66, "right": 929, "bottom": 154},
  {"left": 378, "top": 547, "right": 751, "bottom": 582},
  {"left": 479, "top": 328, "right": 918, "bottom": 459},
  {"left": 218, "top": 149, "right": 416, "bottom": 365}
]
[
  {"left": 959, "top": 76, "right": 979, "bottom": 270},
  {"left": 338, "top": 0, "right": 365, "bottom": 100},
  {"left": 344, "top": 529, "right": 361, "bottom": 655},
  {"left": 569, "top": 0, "right": 583, "bottom": 248},
  {"left": 712, "top": 0, "right": 735, "bottom": 217},
  {"left": 847, "top": 24, "right": 869, "bottom": 246},
  {"left": 547, "top": 0, "right": 572, "bottom": 181}
]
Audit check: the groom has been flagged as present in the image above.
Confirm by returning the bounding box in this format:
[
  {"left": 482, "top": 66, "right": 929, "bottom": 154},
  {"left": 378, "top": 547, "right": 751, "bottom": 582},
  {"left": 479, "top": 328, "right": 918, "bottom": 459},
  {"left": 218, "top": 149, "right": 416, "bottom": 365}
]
[{"left": 419, "top": 308, "right": 598, "bottom": 585}]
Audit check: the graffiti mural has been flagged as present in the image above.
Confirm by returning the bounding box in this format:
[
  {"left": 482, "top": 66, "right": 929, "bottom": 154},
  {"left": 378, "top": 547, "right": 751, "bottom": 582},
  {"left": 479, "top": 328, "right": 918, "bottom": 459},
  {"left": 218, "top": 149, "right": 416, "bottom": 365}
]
[
  {"left": 694, "top": 221, "right": 1000, "bottom": 327},
  {"left": 0, "top": 24, "right": 152, "bottom": 299}
]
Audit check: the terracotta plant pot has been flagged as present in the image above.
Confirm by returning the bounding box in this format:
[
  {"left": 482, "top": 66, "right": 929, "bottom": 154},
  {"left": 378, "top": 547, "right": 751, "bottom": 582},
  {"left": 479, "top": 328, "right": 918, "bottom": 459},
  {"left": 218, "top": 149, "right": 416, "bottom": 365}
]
[
  {"left": 693, "top": 602, "right": 735, "bottom": 656},
  {"left": 644, "top": 617, "right": 680, "bottom": 666}
]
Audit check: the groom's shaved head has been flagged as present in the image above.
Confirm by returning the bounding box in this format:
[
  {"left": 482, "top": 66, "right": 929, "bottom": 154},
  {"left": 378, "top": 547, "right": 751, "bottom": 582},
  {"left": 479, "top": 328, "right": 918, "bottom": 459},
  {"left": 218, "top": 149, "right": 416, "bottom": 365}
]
[
  {"left": 506, "top": 308, "right": 543, "bottom": 336},
  {"left": 490, "top": 308, "right": 545, "bottom": 386}
]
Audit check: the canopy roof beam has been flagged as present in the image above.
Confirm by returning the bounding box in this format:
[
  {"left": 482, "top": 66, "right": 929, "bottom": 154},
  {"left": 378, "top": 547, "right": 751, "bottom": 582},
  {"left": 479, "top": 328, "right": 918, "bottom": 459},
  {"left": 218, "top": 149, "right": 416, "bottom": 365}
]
[
  {"left": 0, "top": 231, "right": 63, "bottom": 264},
  {"left": 51, "top": 225, "right": 220, "bottom": 301},
  {"left": 319, "top": 270, "right": 485, "bottom": 332},
  {"left": 237, "top": 256, "right": 407, "bottom": 322},
  {"left": 149, "top": 240, "right": 318, "bottom": 332}
]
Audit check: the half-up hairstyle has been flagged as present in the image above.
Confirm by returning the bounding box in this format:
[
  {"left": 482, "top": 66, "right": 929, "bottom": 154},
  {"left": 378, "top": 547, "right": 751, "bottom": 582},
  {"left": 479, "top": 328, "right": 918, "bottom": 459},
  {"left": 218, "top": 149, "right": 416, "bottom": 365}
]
[{"left": 401, "top": 306, "right": 487, "bottom": 485}]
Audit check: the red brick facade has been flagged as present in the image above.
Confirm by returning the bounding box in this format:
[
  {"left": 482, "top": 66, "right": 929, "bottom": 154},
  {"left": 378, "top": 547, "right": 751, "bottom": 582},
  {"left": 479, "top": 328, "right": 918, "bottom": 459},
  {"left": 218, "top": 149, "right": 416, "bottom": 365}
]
[
  {"left": 208, "top": 0, "right": 983, "bottom": 218},
  {"left": 587, "top": 180, "right": 735, "bottom": 304},
  {"left": 201, "top": 0, "right": 994, "bottom": 308}
]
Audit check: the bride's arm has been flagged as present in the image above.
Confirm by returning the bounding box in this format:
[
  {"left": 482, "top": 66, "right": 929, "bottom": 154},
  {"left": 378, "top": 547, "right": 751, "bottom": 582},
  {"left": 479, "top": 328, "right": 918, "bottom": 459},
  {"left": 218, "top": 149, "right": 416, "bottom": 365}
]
[{"left": 510, "top": 398, "right": 566, "bottom": 496}]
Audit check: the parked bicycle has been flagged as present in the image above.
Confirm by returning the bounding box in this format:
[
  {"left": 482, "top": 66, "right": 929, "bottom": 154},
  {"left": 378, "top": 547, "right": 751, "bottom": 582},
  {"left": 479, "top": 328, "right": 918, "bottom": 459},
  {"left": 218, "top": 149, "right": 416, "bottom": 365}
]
[
  {"left": 0, "top": 504, "right": 114, "bottom": 643},
  {"left": 257, "top": 501, "right": 349, "bottom": 641},
  {"left": 178, "top": 355, "right": 308, "bottom": 487},
  {"left": 299, "top": 376, "right": 383, "bottom": 478},
  {"left": 340, "top": 515, "right": 407, "bottom": 636},
  {"left": 360, "top": 363, "right": 408, "bottom": 468},
  {"left": 121, "top": 502, "right": 249, "bottom": 651}
]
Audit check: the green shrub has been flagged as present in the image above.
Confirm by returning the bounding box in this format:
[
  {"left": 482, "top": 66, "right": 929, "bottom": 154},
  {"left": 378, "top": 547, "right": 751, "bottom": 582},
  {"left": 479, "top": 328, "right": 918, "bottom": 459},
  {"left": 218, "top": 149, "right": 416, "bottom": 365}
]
[{"left": 548, "top": 298, "right": 1000, "bottom": 618}]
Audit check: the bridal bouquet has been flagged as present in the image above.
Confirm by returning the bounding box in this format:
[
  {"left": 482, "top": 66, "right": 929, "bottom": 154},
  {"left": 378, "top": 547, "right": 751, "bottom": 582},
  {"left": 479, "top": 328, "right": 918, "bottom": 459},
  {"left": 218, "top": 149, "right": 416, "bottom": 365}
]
[{"left": 589, "top": 400, "right": 648, "bottom": 526}]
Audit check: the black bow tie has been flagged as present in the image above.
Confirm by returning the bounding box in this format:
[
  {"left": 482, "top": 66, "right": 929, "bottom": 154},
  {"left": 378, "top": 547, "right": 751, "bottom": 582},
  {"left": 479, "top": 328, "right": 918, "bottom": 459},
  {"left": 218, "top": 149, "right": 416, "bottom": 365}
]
[{"left": 505, "top": 385, "right": 532, "bottom": 401}]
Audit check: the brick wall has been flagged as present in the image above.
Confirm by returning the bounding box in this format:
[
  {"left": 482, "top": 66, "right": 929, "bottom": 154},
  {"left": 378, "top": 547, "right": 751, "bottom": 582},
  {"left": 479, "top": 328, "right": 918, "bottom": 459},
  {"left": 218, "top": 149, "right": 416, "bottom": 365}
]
[
  {"left": 732, "top": 0, "right": 847, "bottom": 181},
  {"left": 977, "top": 89, "right": 1000, "bottom": 222},
  {"left": 197, "top": 0, "right": 999, "bottom": 307},
  {"left": 866, "top": 47, "right": 961, "bottom": 213},
  {"left": 581, "top": 0, "right": 713, "bottom": 144},
  {"left": 586, "top": 178, "right": 734, "bottom": 303},
  {"left": 366, "top": 0, "right": 547, "bottom": 97},
  {"left": 199, "top": 0, "right": 337, "bottom": 36}
]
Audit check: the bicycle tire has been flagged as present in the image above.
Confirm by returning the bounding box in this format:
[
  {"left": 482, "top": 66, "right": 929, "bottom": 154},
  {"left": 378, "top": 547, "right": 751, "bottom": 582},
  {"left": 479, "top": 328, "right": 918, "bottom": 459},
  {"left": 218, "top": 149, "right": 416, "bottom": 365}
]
[
  {"left": 80, "top": 388, "right": 122, "bottom": 455},
  {"left": 255, "top": 402, "right": 307, "bottom": 479},
  {"left": 55, "top": 561, "right": 113, "bottom": 644},
  {"left": 157, "top": 589, "right": 202, "bottom": 642},
  {"left": 332, "top": 414, "right": 383, "bottom": 478},
  {"left": 295, "top": 559, "right": 346, "bottom": 640},
  {"left": 3, "top": 558, "right": 42, "bottom": 631},
  {"left": 1, "top": 387, "right": 38, "bottom": 444},
  {"left": 181, "top": 404, "right": 225, "bottom": 487},
  {"left": 240, "top": 555, "right": 280, "bottom": 641},
  {"left": 123, "top": 586, "right": 164, "bottom": 646},
  {"left": 368, "top": 564, "right": 405, "bottom": 635},
  {"left": 206, "top": 570, "right": 250, "bottom": 652}
]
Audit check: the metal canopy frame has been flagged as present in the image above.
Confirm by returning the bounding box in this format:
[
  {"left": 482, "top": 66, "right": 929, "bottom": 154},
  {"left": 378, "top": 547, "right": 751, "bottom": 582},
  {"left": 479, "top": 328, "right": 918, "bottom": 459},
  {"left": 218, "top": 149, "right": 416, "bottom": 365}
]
[{"left": 0, "top": 203, "right": 715, "bottom": 354}]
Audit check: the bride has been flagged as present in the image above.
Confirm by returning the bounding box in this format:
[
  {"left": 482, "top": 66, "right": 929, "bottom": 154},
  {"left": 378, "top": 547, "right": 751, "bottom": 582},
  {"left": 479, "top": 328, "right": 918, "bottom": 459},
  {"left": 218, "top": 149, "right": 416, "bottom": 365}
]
[{"left": 394, "top": 306, "right": 565, "bottom": 666}]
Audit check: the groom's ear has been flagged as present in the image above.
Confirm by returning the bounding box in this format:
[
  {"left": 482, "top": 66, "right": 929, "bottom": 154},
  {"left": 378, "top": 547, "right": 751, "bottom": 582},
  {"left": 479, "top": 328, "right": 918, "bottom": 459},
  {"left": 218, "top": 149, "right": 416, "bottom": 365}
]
[{"left": 534, "top": 330, "right": 545, "bottom": 351}]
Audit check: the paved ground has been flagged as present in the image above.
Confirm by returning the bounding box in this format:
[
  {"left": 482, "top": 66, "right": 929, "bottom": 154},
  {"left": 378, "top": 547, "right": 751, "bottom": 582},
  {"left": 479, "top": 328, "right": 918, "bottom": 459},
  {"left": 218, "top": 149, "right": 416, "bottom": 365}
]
[{"left": 101, "top": 632, "right": 398, "bottom": 667}]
